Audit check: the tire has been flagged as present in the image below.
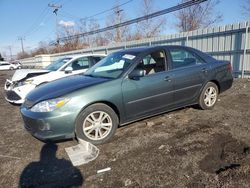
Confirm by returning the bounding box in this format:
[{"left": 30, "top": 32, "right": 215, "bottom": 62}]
[
  {"left": 9, "top": 67, "right": 14, "bottom": 70},
  {"left": 75, "top": 103, "right": 119, "bottom": 145},
  {"left": 199, "top": 82, "right": 219, "bottom": 110}
]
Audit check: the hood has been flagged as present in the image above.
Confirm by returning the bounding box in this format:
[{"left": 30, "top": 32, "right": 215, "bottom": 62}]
[
  {"left": 11, "top": 69, "right": 50, "bottom": 81},
  {"left": 31, "top": 71, "right": 63, "bottom": 85},
  {"left": 25, "top": 75, "right": 109, "bottom": 105}
]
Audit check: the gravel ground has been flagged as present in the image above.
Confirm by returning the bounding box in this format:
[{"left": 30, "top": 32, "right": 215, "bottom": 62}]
[{"left": 0, "top": 70, "right": 249, "bottom": 188}]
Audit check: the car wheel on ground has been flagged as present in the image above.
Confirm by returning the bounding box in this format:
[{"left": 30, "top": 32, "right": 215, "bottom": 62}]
[
  {"left": 75, "top": 103, "right": 118, "bottom": 145},
  {"left": 199, "top": 82, "right": 218, "bottom": 110},
  {"left": 9, "top": 67, "right": 14, "bottom": 70}
]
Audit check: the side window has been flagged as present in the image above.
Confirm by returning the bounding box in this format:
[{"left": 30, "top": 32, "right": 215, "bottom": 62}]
[
  {"left": 93, "top": 57, "right": 102, "bottom": 64},
  {"left": 70, "top": 57, "right": 89, "bottom": 70},
  {"left": 89, "top": 56, "right": 103, "bottom": 67},
  {"left": 170, "top": 49, "right": 205, "bottom": 69},
  {"left": 136, "top": 50, "right": 166, "bottom": 75}
]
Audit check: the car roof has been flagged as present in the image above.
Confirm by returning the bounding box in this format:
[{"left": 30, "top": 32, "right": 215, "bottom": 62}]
[{"left": 120, "top": 45, "right": 196, "bottom": 54}]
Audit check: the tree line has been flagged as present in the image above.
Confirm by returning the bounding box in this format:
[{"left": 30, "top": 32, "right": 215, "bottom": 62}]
[{"left": 17, "top": 0, "right": 222, "bottom": 59}]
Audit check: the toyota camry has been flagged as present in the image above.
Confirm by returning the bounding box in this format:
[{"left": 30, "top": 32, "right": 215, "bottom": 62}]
[{"left": 20, "top": 46, "right": 233, "bottom": 144}]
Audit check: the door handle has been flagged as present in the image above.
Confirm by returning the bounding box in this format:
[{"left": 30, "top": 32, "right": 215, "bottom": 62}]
[
  {"left": 164, "top": 76, "right": 171, "bottom": 82},
  {"left": 201, "top": 68, "right": 208, "bottom": 73}
]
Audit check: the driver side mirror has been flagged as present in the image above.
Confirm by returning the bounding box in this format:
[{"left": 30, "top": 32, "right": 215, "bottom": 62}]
[
  {"left": 65, "top": 66, "right": 73, "bottom": 74},
  {"left": 128, "top": 68, "right": 145, "bottom": 80}
]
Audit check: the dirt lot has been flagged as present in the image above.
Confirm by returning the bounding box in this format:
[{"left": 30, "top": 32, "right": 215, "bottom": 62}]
[{"left": 0, "top": 70, "right": 249, "bottom": 188}]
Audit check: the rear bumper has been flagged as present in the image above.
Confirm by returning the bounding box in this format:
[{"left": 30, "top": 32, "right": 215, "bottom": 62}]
[{"left": 220, "top": 78, "right": 233, "bottom": 93}]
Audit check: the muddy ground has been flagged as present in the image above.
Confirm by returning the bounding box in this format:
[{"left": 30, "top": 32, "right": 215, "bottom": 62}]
[{"left": 0, "top": 70, "right": 249, "bottom": 188}]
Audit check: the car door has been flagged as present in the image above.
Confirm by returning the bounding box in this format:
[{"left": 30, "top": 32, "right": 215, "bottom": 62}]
[
  {"left": 121, "top": 49, "right": 174, "bottom": 121},
  {"left": 1, "top": 63, "right": 10, "bottom": 70},
  {"left": 0, "top": 63, "right": 4, "bottom": 70},
  {"left": 60, "top": 57, "right": 91, "bottom": 76},
  {"left": 70, "top": 57, "right": 91, "bottom": 74},
  {"left": 168, "top": 47, "right": 208, "bottom": 105},
  {"left": 89, "top": 56, "right": 104, "bottom": 67}
]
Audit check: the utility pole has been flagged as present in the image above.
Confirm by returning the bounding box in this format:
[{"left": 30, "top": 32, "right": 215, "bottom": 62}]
[
  {"left": 48, "top": 3, "right": 62, "bottom": 44},
  {"left": 115, "top": 9, "right": 123, "bottom": 42},
  {"left": 7, "top": 46, "right": 13, "bottom": 60},
  {"left": 18, "top": 36, "right": 25, "bottom": 54}
]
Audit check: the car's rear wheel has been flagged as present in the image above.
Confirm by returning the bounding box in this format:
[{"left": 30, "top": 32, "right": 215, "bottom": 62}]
[
  {"left": 199, "top": 82, "right": 218, "bottom": 110},
  {"left": 75, "top": 103, "right": 118, "bottom": 145},
  {"left": 9, "top": 67, "right": 14, "bottom": 70}
]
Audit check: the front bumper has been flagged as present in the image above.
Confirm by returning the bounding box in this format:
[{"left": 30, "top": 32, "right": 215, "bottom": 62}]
[
  {"left": 20, "top": 106, "right": 77, "bottom": 141},
  {"left": 4, "top": 80, "right": 36, "bottom": 104}
]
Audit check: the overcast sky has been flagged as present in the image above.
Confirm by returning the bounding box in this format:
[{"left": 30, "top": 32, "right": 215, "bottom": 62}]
[{"left": 0, "top": 0, "right": 247, "bottom": 58}]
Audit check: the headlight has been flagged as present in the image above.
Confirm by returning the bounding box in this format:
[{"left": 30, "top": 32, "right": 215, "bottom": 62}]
[
  {"left": 23, "top": 79, "right": 34, "bottom": 85},
  {"left": 30, "top": 97, "right": 70, "bottom": 112}
]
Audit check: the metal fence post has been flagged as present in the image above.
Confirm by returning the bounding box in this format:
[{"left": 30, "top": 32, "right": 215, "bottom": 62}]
[
  {"left": 242, "top": 23, "right": 249, "bottom": 78},
  {"left": 186, "top": 33, "right": 189, "bottom": 46}
]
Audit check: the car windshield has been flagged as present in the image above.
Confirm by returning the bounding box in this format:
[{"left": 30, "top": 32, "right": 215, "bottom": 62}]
[
  {"left": 45, "top": 58, "right": 72, "bottom": 71},
  {"left": 85, "top": 52, "right": 137, "bottom": 79}
]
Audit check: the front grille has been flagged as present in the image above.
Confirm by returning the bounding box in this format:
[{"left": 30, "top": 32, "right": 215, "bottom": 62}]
[
  {"left": 22, "top": 116, "right": 37, "bottom": 133},
  {"left": 5, "top": 90, "right": 21, "bottom": 100}
]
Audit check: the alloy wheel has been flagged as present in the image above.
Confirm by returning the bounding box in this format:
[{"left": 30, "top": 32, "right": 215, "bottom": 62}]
[
  {"left": 204, "top": 86, "right": 217, "bottom": 107},
  {"left": 82, "top": 111, "right": 113, "bottom": 141}
]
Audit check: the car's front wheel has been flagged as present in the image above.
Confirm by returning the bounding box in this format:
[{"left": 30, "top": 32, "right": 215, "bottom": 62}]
[
  {"left": 199, "top": 82, "right": 219, "bottom": 110},
  {"left": 75, "top": 103, "right": 118, "bottom": 145}
]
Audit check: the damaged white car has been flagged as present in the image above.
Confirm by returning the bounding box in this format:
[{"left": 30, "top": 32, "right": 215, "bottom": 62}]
[{"left": 5, "top": 54, "right": 105, "bottom": 104}]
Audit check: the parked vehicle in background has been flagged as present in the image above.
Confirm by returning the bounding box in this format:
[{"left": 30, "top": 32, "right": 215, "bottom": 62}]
[
  {"left": 5, "top": 54, "right": 106, "bottom": 104},
  {"left": 20, "top": 46, "right": 233, "bottom": 144},
  {"left": 0, "top": 61, "right": 18, "bottom": 70},
  {"left": 10, "top": 60, "right": 22, "bottom": 69}
]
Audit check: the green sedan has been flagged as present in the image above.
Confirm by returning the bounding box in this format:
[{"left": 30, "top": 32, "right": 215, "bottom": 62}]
[{"left": 21, "top": 46, "right": 233, "bottom": 144}]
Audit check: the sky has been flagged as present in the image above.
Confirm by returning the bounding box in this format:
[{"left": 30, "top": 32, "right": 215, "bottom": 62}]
[{"left": 0, "top": 0, "right": 248, "bottom": 58}]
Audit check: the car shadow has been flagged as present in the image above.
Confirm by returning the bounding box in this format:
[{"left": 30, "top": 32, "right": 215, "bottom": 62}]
[
  {"left": 118, "top": 106, "right": 197, "bottom": 128},
  {"left": 19, "top": 143, "right": 84, "bottom": 188}
]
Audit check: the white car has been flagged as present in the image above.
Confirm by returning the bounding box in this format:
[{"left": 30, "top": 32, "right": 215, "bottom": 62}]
[
  {"left": 5, "top": 54, "right": 106, "bottom": 104},
  {"left": 0, "top": 61, "right": 19, "bottom": 70}
]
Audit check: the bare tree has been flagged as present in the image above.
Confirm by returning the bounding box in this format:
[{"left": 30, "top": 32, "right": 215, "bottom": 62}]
[
  {"left": 16, "top": 51, "right": 30, "bottom": 59},
  {"left": 30, "top": 42, "right": 50, "bottom": 57},
  {"left": 105, "top": 1, "right": 131, "bottom": 43},
  {"left": 175, "top": 0, "right": 222, "bottom": 32},
  {"left": 87, "top": 18, "right": 108, "bottom": 47},
  {"left": 241, "top": 0, "right": 250, "bottom": 17},
  {"left": 57, "top": 24, "right": 86, "bottom": 52},
  {"left": 133, "top": 0, "right": 166, "bottom": 39}
]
